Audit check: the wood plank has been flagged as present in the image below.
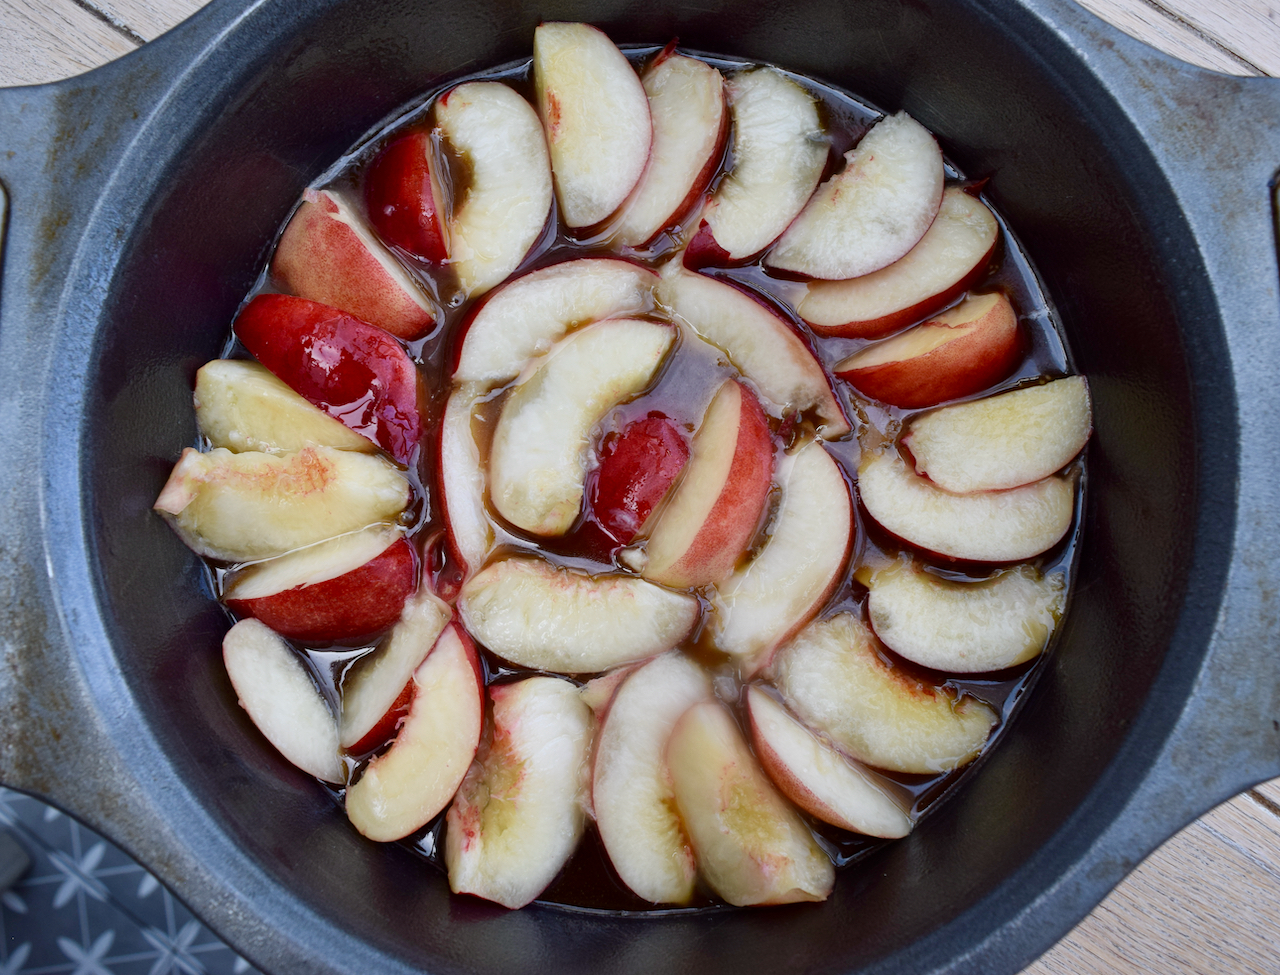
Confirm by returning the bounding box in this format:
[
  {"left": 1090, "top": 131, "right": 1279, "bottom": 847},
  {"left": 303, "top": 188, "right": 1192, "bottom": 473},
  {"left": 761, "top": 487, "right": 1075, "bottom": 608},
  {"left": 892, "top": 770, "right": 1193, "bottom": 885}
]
[
  {"left": 87, "top": 0, "right": 206, "bottom": 41},
  {"left": 1027, "top": 788, "right": 1280, "bottom": 974},
  {"left": 0, "top": 0, "right": 137, "bottom": 87},
  {"left": 1253, "top": 778, "right": 1280, "bottom": 812},
  {"left": 1149, "top": 0, "right": 1280, "bottom": 75},
  {"left": 1072, "top": 0, "right": 1259, "bottom": 74}
]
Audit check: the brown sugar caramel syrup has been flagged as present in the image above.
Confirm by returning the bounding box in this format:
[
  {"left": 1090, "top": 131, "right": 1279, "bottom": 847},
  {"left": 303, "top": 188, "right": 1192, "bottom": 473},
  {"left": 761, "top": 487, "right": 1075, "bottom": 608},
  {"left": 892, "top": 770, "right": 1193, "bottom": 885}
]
[{"left": 201, "top": 43, "right": 1085, "bottom": 914}]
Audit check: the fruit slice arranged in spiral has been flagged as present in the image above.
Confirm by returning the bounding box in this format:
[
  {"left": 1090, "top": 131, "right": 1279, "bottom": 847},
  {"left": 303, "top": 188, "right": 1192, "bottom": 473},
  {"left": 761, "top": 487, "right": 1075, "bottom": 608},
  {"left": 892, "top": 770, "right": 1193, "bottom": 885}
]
[
  {"left": 642, "top": 379, "right": 774, "bottom": 589},
  {"left": 667, "top": 699, "right": 835, "bottom": 906},
  {"left": 435, "top": 81, "right": 555, "bottom": 296},
  {"left": 445, "top": 676, "right": 593, "bottom": 909},
  {"left": 453, "top": 258, "right": 659, "bottom": 388},
  {"left": 437, "top": 383, "right": 493, "bottom": 579},
  {"left": 234, "top": 294, "right": 426, "bottom": 464},
  {"left": 834, "top": 292, "right": 1021, "bottom": 410},
  {"left": 591, "top": 652, "right": 712, "bottom": 904},
  {"left": 270, "top": 188, "right": 437, "bottom": 340},
  {"left": 766, "top": 112, "right": 945, "bottom": 281},
  {"left": 534, "top": 22, "right": 652, "bottom": 229},
  {"left": 859, "top": 450, "right": 1075, "bottom": 563},
  {"left": 865, "top": 559, "right": 1066, "bottom": 673},
  {"left": 589, "top": 412, "right": 690, "bottom": 544},
  {"left": 364, "top": 129, "right": 449, "bottom": 263},
  {"left": 153, "top": 446, "right": 409, "bottom": 562},
  {"left": 902, "top": 376, "right": 1092, "bottom": 492},
  {"left": 339, "top": 587, "right": 453, "bottom": 752},
  {"left": 613, "top": 49, "right": 728, "bottom": 248},
  {"left": 709, "top": 440, "right": 852, "bottom": 673},
  {"left": 799, "top": 187, "right": 1000, "bottom": 339},
  {"left": 657, "top": 263, "right": 849, "bottom": 438},
  {"left": 772, "top": 613, "right": 998, "bottom": 774},
  {"left": 488, "top": 318, "right": 676, "bottom": 536},
  {"left": 195, "top": 359, "right": 376, "bottom": 455},
  {"left": 223, "top": 525, "right": 416, "bottom": 643},
  {"left": 457, "top": 556, "right": 700, "bottom": 673},
  {"left": 745, "top": 686, "right": 912, "bottom": 838},
  {"left": 683, "top": 67, "right": 826, "bottom": 268},
  {"left": 345, "top": 622, "right": 484, "bottom": 841},
  {"left": 222, "top": 619, "right": 343, "bottom": 783}
]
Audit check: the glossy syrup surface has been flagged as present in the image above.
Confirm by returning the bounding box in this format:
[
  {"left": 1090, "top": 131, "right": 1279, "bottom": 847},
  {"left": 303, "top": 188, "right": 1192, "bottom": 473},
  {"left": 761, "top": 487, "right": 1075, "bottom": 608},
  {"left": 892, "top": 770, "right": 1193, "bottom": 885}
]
[{"left": 211, "top": 45, "right": 1085, "bottom": 915}]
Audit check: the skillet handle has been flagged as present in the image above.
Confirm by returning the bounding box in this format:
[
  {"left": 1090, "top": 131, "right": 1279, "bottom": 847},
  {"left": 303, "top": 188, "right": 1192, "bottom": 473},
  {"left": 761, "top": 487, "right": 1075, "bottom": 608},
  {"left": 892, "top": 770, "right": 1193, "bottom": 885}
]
[
  {"left": 1042, "top": 0, "right": 1280, "bottom": 863},
  {"left": 0, "top": 49, "right": 195, "bottom": 825}
]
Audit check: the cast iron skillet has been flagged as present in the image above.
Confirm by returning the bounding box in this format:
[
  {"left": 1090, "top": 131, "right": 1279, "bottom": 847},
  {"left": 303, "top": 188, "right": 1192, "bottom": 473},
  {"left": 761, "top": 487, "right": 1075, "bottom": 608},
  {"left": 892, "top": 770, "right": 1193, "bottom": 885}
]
[{"left": 0, "top": 0, "right": 1277, "bottom": 971}]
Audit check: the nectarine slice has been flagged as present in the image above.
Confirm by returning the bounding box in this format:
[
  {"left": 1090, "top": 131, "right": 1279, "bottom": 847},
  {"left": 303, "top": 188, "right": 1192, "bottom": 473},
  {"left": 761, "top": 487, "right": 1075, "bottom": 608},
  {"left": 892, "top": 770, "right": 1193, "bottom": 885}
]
[
  {"left": 667, "top": 699, "right": 834, "bottom": 906},
  {"left": 534, "top": 23, "right": 651, "bottom": 228},
  {"left": 767, "top": 112, "right": 944, "bottom": 280},
  {"left": 800, "top": 187, "right": 999, "bottom": 338},
  {"left": 685, "top": 67, "right": 825, "bottom": 265},
  {"left": 223, "top": 525, "right": 415, "bottom": 642},
  {"left": 592, "top": 652, "right": 711, "bottom": 904},
  {"left": 834, "top": 291, "right": 1021, "bottom": 409},
  {"left": 746, "top": 687, "right": 912, "bottom": 838},
  {"left": 866, "top": 558, "right": 1065, "bottom": 672},
  {"left": 903, "top": 375, "right": 1092, "bottom": 492},
  {"left": 445, "top": 676, "right": 592, "bottom": 908},
  {"left": 222, "top": 619, "right": 343, "bottom": 783},
  {"left": 195, "top": 359, "right": 374, "bottom": 455},
  {"left": 154, "top": 446, "right": 409, "bottom": 562},
  {"left": 858, "top": 450, "right": 1075, "bottom": 562},
  {"left": 613, "top": 51, "right": 727, "bottom": 248},
  {"left": 642, "top": 380, "right": 774, "bottom": 588},
  {"left": 457, "top": 556, "right": 699, "bottom": 673},
  {"left": 487, "top": 318, "right": 675, "bottom": 536},
  {"left": 270, "top": 189, "right": 436, "bottom": 340},
  {"left": 345, "top": 623, "right": 483, "bottom": 841},
  {"left": 657, "top": 263, "right": 850, "bottom": 438},
  {"left": 772, "top": 613, "right": 998, "bottom": 774}
]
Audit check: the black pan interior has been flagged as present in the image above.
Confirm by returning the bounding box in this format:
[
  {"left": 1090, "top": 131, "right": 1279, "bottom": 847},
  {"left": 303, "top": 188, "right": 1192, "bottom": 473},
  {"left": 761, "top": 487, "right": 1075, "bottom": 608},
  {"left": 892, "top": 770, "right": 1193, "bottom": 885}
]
[{"left": 73, "top": 0, "right": 1235, "bottom": 971}]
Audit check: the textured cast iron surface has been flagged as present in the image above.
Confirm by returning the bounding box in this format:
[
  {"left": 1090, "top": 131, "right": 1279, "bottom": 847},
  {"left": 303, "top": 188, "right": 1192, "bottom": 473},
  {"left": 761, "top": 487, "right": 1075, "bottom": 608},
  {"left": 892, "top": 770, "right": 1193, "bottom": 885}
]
[{"left": 0, "top": 0, "right": 1277, "bottom": 973}]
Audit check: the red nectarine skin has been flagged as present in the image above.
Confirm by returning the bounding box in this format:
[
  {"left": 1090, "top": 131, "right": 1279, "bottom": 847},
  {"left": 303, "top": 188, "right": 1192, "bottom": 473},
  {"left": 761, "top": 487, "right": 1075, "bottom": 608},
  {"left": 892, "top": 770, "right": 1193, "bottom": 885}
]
[
  {"left": 365, "top": 131, "right": 449, "bottom": 263},
  {"left": 681, "top": 220, "right": 735, "bottom": 270},
  {"left": 234, "top": 294, "right": 425, "bottom": 464},
  {"left": 590, "top": 413, "right": 690, "bottom": 543},
  {"left": 225, "top": 537, "right": 417, "bottom": 642},
  {"left": 271, "top": 192, "right": 436, "bottom": 341},
  {"left": 348, "top": 679, "right": 415, "bottom": 755}
]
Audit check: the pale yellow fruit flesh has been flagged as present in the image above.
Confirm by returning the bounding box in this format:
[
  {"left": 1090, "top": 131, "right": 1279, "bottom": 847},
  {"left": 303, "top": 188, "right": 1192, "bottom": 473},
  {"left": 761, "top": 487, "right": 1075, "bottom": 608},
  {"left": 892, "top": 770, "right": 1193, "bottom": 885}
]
[
  {"left": 457, "top": 556, "right": 699, "bottom": 673},
  {"left": 345, "top": 625, "right": 482, "bottom": 841},
  {"left": 437, "top": 81, "right": 553, "bottom": 296},
  {"left": 704, "top": 67, "right": 826, "bottom": 259},
  {"left": 667, "top": 700, "right": 834, "bottom": 906},
  {"left": 195, "top": 359, "right": 375, "bottom": 454},
  {"left": 445, "top": 676, "right": 592, "bottom": 909},
  {"left": 154, "top": 446, "right": 409, "bottom": 562},
  {"left": 488, "top": 318, "right": 674, "bottom": 535},
  {"left": 906, "top": 376, "right": 1092, "bottom": 492},
  {"left": 772, "top": 613, "right": 998, "bottom": 774},
  {"left": 593, "top": 653, "right": 711, "bottom": 904},
  {"left": 867, "top": 559, "right": 1065, "bottom": 672},
  {"left": 657, "top": 262, "right": 849, "bottom": 438},
  {"left": 858, "top": 450, "right": 1074, "bottom": 563},
  {"left": 710, "top": 440, "right": 850, "bottom": 668}
]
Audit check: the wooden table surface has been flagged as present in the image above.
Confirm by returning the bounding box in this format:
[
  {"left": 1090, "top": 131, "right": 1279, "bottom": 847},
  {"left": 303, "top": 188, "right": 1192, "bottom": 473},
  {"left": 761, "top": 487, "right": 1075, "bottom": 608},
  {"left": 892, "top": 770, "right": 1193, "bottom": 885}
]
[{"left": 2, "top": 0, "right": 1278, "bottom": 971}]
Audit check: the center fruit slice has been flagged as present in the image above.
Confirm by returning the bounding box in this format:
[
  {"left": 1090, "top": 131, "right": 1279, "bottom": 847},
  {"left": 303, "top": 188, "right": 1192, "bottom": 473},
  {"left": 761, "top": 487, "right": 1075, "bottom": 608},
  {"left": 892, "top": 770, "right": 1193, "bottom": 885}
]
[
  {"left": 457, "top": 556, "right": 699, "bottom": 673},
  {"left": 642, "top": 379, "right": 774, "bottom": 588},
  {"left": 488, "top": 318, "right": 675, "bottom": 536}
]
